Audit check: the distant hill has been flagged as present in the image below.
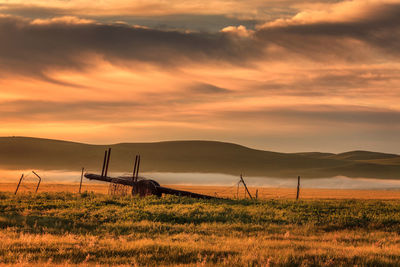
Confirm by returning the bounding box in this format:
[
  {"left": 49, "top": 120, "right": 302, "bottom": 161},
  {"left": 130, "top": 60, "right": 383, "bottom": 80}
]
[
  {"left": 328, "top": 151, "right": 400, "bottom": 161},
  {"left": 0, "top": 137, "right": 400, "bottom": 179}
]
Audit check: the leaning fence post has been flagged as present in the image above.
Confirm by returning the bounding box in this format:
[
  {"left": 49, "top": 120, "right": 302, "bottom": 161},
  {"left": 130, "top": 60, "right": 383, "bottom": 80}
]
[
  {"left": 132, "top": 155, "right": 138, "bottom": 181},
  {"left": 296, "top": 176, "right": 301, "bottom": 200},
  {"left": 104, "top": 148, "right": 112, "bottom": 177},
  {"left": 32, "top": 171, "right": 41, "bottom": 193},
  {"left": 135, "top": 155, "right": 141, "bottom": 182},
  {"left": 240, "top": 174, "right": 253, "bottom": 200},
  {"left": 15, "top": 174, "right": 24, "bottom": 195}
]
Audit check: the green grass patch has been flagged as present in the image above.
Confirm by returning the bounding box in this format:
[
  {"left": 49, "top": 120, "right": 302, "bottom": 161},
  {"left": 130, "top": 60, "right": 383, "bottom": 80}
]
[{"left": 1, "top": 192, "right": 400, "bottom": 266}]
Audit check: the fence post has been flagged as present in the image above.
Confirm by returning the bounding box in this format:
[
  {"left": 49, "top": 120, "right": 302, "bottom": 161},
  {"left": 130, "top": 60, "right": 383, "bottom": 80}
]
[
  {"left": 296, "top": 176, "right": 301, "bottom": 200},
  {"left": 132, "top": 155, "right": 138, "bottom": 181},
  {"left": 32, "top": 171, "right": 41, "bottom": 193},
  {"left": 135, "top": 155, "right": 141, "bottom": 181},
  {"left": 15, "top": 174, "right": 24, "bottom": 195},
  {"left": 101, "top": 150, "right": 108, "bottom": 177},
  {"left": 79, "top": 167, "right": 84, "bottom": 194},
  {"left": 104, "top": 148, "right": 111, "bottom": 177},
  {"left": 240, "top": 174, "right": 253, "bottom": 200}
]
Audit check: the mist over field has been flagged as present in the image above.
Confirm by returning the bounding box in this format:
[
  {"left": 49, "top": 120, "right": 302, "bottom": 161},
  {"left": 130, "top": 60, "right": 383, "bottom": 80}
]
[{"left": 1, "top": 137, "right": 400, "bottom": 189}]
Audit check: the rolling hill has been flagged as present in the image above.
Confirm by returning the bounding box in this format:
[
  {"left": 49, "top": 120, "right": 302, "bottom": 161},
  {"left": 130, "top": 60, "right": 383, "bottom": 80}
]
[{"left": 0, "top": 136, "right": 400, "bottom": 179}]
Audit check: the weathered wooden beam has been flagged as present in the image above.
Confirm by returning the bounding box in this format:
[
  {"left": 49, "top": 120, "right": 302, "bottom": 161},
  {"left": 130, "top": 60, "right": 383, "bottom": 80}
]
[
  {"left": 85, "top": 173, "right": 136, "bottom": 186},
  {"left": 157, "top": 186, "right": 219, "bottom": 199}
]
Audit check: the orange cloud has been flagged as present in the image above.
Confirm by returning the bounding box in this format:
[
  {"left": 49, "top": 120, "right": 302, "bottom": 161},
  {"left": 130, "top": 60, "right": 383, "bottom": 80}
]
[
  {"left": 0, "top": 0, "right": 302, "bottom": 17},
  {"left": 261, "top": 0, "right": 400, "bottom": 28},
  {"left": 221, "top": 25, "right": 254, "bottom": 37},
  {"left": 31, "top": 16, "right": 95, "bottom": 25}
]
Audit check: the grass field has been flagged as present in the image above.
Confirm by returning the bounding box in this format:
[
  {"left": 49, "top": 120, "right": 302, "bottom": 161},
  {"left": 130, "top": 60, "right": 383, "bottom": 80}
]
[{"left": 1, "top": 190, "right": 400, "bottom": 266}]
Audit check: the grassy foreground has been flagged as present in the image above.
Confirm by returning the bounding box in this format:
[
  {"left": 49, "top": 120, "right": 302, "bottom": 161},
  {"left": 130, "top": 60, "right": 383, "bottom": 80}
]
[{"left": 1, "top": 192, "right": 400, "bottom": 266}]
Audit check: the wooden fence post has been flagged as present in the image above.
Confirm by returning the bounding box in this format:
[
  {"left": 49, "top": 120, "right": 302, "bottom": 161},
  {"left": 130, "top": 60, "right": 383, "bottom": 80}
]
[
  {"left": 14, "top": 174, "right": 24, "bottom": 195},
  {"left": 240, "top": 174, "right": 253, "bottom": 200},
  {"left": 132, "top": 155, "right": 138, "bottom": 181},
  {"left": 296, "top": 176, "right": 301, "bottom": 200},
  {"left": 79, "top": 167, "right": 84, "bottom": 193},
  {"left": 101, "top": 150, "right": 108, "bottom": 177},
  {"left": 135, "top": 155, "right": 141, "bottom": 181},
  {"left": 32, "top": 171, "right": 41, "bottom": 193},
  {"left": 104, "top": 148, "right": 111, "bottom": 177}
]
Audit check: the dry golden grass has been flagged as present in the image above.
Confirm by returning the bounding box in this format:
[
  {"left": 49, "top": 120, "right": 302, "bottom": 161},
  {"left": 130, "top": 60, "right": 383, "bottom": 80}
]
[
  {"left": 2, "top": 182, "right": 400, "bottom": 199},
  {"left": 167, "top": 185, "right": 400, "bottom": 199},
  {"left": 0, "top": 182, "right": 109, "bottom": 194},
  {"left": 1, "top": 227, "right": 400, "bottom": 266},
  {"left": 2, "top": 191, "right": 400, "bottom": 266}
]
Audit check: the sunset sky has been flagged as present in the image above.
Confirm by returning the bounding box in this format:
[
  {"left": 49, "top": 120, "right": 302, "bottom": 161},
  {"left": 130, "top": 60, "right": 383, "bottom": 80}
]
[{"left": 1, "top": 0, "right": 400, "bottom": 153}]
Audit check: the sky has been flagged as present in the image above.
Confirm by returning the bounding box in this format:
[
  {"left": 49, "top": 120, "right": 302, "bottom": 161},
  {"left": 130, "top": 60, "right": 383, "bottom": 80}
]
[{"left": 0, "top": 0, "right": 400, "bottom": 153}]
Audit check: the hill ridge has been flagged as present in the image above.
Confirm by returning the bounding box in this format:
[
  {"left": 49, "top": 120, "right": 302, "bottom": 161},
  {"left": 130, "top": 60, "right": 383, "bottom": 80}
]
[{"left": 0, "top": 136, "right": 399, "bottom": 179}]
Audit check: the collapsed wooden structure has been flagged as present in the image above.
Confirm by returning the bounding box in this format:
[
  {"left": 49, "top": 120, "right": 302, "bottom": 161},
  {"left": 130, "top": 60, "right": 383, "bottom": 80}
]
[{"left": 84, "top": 148, "right": 219, "bottom": 199}]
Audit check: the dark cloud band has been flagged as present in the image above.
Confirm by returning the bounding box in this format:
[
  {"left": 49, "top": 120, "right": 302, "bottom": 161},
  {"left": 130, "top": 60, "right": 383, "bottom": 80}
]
[
  {"left": 0, "top": 15, "right": 260, "bottom": 80},
  {"left": 1, "top": 2, "right": 400, "bottom": 80}
]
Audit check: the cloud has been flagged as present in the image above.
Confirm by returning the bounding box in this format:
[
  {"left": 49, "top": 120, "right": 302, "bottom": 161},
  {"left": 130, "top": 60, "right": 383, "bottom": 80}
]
[
  {"left": 0, "top": 82, "right": 233, "bottom": 122},
  {"left": 262, "top": 0, "right": 400, "bottom": 27},
  {"left": 0, "top": 15, "right": 262, "bottom": 82},
  {"left": 31, "top": 16, "right": 95, "bottom": 25},
  {"left": 0, "top": 0, "right": 302, "bottom": 18},
  {"left": 254, "top": 67, "right": 400, "bottom": 97},
  {"left": 4, "top": 93, "right": 399, "bottom": 131},
  {"left": 188, "top": 83, "right": 231, "bottom": 95},
  {"left": 255, "top": 0, "right": 400, "bottom": 61},
  {"left": 0, "top": 3, "right": 260, "bottom": 32},
  {"left": 221, "top": 25, "right": 254, "bottom": 37},
  {"left": 218, "top": 105, "right": 400, "bottom": 127},
  {"left": 0, "top": 99, "right": 144, "bottom": 122},
  {"left": 1, "top": 0, "right": 400, "bottom": 83}
]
